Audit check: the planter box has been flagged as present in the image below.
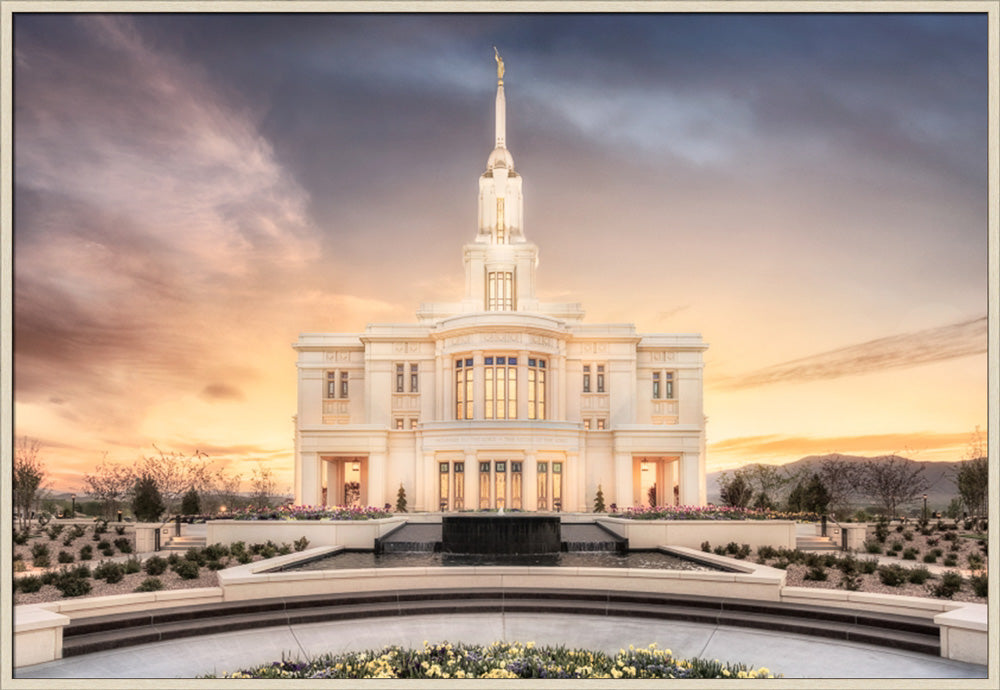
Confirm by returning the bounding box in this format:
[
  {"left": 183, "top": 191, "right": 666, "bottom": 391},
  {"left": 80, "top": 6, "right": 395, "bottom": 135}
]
[
  {"left": 204, "top": 517, "right": 406, "bottom": 549},
  {"left": 596, "top": 518, "right": 797, "bottom": 550}
]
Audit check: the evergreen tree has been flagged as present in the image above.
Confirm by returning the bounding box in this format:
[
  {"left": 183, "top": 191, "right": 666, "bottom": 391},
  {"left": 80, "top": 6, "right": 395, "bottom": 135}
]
[
  {"left": 593, "top": 485, "right": 606, "bottom": 513},
  {"left": 719, "top": 472, "right": 754, "bottom": 508},
  {"left": 181, "top": 487, "right": 201, "bottom": 515},
  {"left": 803, "top": 473, "right": 831, "bottom": 514},
  {"left": 395, "top": 484, "right": 408, "bottom": 513},
  {"left": 132, "top": 474, "right": 166, "bottom": 522},
  {"left": 786, "top": 480, "right": 806, "bottom": 512}
]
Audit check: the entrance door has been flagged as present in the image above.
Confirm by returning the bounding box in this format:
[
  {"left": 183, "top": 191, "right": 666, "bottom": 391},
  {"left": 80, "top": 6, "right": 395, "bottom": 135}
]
[
  {"left": 633, "top": 457, "right": 678, "bottom": 508},
  {"left": 323, "top": 457, "right": 366, "bottom": 507}
]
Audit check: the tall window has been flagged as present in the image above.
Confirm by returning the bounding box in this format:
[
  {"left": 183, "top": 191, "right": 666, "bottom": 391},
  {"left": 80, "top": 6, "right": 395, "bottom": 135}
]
[
  {"left": 395, "top": 364, "right": 405, "bottom": 393},
  {"left": 552, "top": 462, "right": 563, "bottom": 511},
  {"left": 410, "top": 364, "right": 419, "bottom": 392},
  {"left": 596, "top": 365, "right": 605, "bottom": 393},
  {"left": 528, "top": 358, "right": 546, "bottom": 420},
  {"left": 439, "top": 462, "right": 450, "bottom": 511},
  {"left": 510, "top": 461, "right": 522, "bottom": 510},
  {"left": 327, "top": 371, "right": 349, "bottom": 399},
  {"left": 396, "top": 362, "right": 419, "bottom": 393},
  {"left": 454, "top": 462, "right": 465, "bottom": 510},
  {"left": 652, "top": 371, "right": 675, "bottom": 399},
  {"left": 582, "top": 365, "right": 590, "bottom": 393},
  {"left": 484, "top": 356, "right": 517, "bottom": 419},
  {"left": 479, "top": 461, "right": 491, "bottom": 509},
  {"left": 455, "top": 358, "right": 473, "bottom": 419},
  {"left": 496, "top": 198, "right": 506, "bottom": 243},
  {"left": 486, "top": 271, "right": 514, "bottom": 311},
  {"left": 537, "top": 461, "right": 548, "bottom": 510}
]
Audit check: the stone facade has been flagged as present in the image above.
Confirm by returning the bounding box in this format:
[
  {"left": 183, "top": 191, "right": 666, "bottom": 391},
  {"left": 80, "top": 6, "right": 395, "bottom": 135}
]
[{"left": 294, "top": 63, "right": 708, "bottom": 511}]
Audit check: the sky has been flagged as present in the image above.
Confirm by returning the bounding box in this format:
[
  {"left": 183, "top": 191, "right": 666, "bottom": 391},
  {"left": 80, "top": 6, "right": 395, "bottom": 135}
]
[{"left": 9, "top": 11, "right": 990, "bottom": 495}]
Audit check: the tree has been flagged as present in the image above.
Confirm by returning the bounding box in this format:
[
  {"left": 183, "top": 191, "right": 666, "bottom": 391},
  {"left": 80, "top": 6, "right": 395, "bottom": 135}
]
[
  {"left": 719, "top": 470, "right": 754, "bottom": 508},
  {"left": 181, "top": 488, "right": 201, "bottom": 515},
  {"left": 817, "top": 455, "right": 864, "bottom": 518},
  {"left": 14, "top": 437, "right": 47, "bottom": 532},
  {"left": 741, "top": 464, "right": 793, "bottom": 510},
  {"left": 803, "top": 473, "right": 831, "bottom": 514},
  {"left": 953, "top": 427, "right": 988, "bottom": 519},
  {"left": 858, "top": 455, "right": 929, "bottom": 518},
  {"left": 82, "top": 456, "right": 135, "bottom": 520},
  {"left": 395, "top": 484, "right": 408, "bottom": 513},
  {"left": 593, "top": 485, "right": 606, "bottom": 513},
  {"left": 249, "top": 464, "right": 276, "bottom": 511},
  {"left": 137, "top": 447, "right": 211, "bottom": 512},
  {"left": 132, "top": 474, "right": 166, "bottom": 522}
]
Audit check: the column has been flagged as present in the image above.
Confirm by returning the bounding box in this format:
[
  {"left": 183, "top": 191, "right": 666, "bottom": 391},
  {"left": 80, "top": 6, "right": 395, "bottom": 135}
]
[
  {"left": 678, "top": 452, "right": 702, "bottom": 506},
  {"left": 517, "top": 349, "right": 529, "bottom": 419},
  {"left": 555, "top": 343, "right": 567, "bottom": 421},
  {"left": 614, "top": 452, "right": 632, "bottom": 509},
  {"left": 416, "top": 451, "right": 434, "bottom": 511},
  {"left": 473, "top": 350, "right": 485, "bottom": 420},
  {"left": 297, "top": 452, "right": 321, "bottom": 506},
  {"left": 523, "top": 451, "right": 538, "bottom": 511},
  {"left": 575, "top": 448, "right": 587, "bottom": 513},
  {"left": 435, "top": 342, "right": 446, "bottom": 420},
  {"left": 565, "top": 452, "right": 579, "bottom": 512},
  {"left": 368, "top": 451, "right": 386, "bottom": 508},
  {"left": 662, "top": 460, "right": 677, "bottom": 506},
  {"left": 325, "top": 460, "right": 338, "bottom": 507},
  {"left": 464, "top": 451, "right": 478, "bottom": 511}
]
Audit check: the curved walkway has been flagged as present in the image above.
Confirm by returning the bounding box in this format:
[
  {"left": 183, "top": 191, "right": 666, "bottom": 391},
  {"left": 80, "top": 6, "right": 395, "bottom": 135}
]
[{"left": 16, "top": 612, "right": 986, "bottom": 679}]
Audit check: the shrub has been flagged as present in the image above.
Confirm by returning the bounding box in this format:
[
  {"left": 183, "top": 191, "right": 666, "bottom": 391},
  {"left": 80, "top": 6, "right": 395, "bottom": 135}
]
[
  {"left": 931, "top": 547, "right": 943, "bottom": 558},
  {"left": 71, "top": 524, "right": 86, "bottom": 538},
  {"left": 907, "top": 567, "right": 931, "bottom": 584},
  {"left": 56, "top": 576, "right": 91, "bottom": 598},
  {"left": 57, "top": 550, "right": 75, "bottom": 564},
  {"left": 93, "top": 519, "right": 108, "bottom": 535},
  {"left": 167, "top": 553, "right": 181, "bottom": 566},
  {"left": 859, "top": 558, "right": 879, "bottom": 575},
  {"left": 135, "top": 577, "right": 164, "bottom": 592},
  {"left": 114, "top": 538, "right": 132, "bottom": 554},
  {"left": 237, "top": 551, "right": 253, "bottom": 564},
  {"left": 756, "top": 545, "right": 778, "bottom": 560},
  {"left": 17, "top": 575, "right": 43, "bottom": 593},
  {"left": 40, "top": 570, "right": 59, "bottom": 586},
  {"left": 930, "top": 571, "right": 963, "bottom": 599},
  {"left": 32, "top": 542, "right": 50, "bottom": 559},
  {"left": 967, "top": 553, "right": 985, "bottom": 570},
  {"left": 942, "top": 531, "right": 957, "bottom": 542},
  {"left": 942, "top": 554, "right": 958, "bottom": 567},
  {"left": 94, "top": 561, "right": 125, "bottom": 584},
  {"left": 230, "top": 541, "right": 247, "bottom": 557},
  {"left": 863, "top": 541, "right": 882, "bottom": 554},
  {"left": 12, "top": 530, "right": 30, "bottom": 546},
  {"left": 922, "top": 553, "right": 938, "bottom": 564},
  {"left": 878, "top": 564, "right": 907, "bottom": 587},
  {"left": 207, "top": 560, "right": 226, "bottom": 571},
  {"left": 895, "top": 524, "right": 904, "bottom": 532},
  {"left": 949, "top": 541, "right": 961, "bottom": 552},
  {"left": 840, "top": 571, "right": 862, "bottom": 591},
  {"left": 926, "top": 537, "right": 939, "bottom": 547},
  {"left": 804, "top": 565, "right": 828, "bottom": 581},
  {"left": 172, "top": 559, "right": 200, "bottom": 579},
  {"left": 124, "top": 557, "right": 142, "bottom": 574},
  {"left": 78, "top": 544, "right": 93, "bottom": 561},
  {"left": 32, "top": 553, "right": 51, "bottom": 568},
  {"left": 712, "top": 546, "right": 726, "bottom": 556},
  {"left": 700, "top": 541, "right": 711, "bottom": 553},
  {"left": 62, "top": 535, "right": 76, "bottom": 547},
  {"left": 277, "top": 544, "right": 293, "bottom": 556},
  {"left": 184, "top": 548, "right": 206, "bottom": 566},
  {"left": 294, "top": 536, "right": 310, "bottom": 552},
  {"left": 97, "top": 539, "right": 111, "bottom": 550},
  {"left": 901, "top": 548, "right": 918, "bottom": 560},
  {"left": 970, "top": 573, "right": 988, "bottom": 598},
  {"left": 101, "top": 548, "right": 115, "bottom": 557},
  {"left": 144, "top": 556, "right": 168, "bottom": 576},
  {"left": 772, "top": 559, "right": 790, "bottom": 570},
  {"left": 115, "top": 525, "right": 127, "bottom": 535},
  {"left": 204, "top": 543, "right": 230, "bottom": 561},
  {"left": 47, "top": 524, "right": 65, "bottom": 539},
  {"left": 888, "top": 540, "right": 903, "bottom": 553},
  {"left": 874, "top": 516, "right": 889, "bottom": 543},
  {"left": 902, "top": 530, "right": 914, "bottom": 541}
]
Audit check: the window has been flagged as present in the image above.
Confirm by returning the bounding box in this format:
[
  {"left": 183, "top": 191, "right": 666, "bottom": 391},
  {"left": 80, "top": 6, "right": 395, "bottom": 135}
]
[
  {"left": 395, "top": 364, "right": 405, "bottom": 393},
  {"left": 439, "top": 462, "right": 450, "bottom": 511},
  {"left": 327, "top": 371, "right": 350, "bottom": 399},
  {"left": 552, "top": 462, "right": 563, "bottom": 512},
  {"left": 583, "top": 364, "right": 605, "bottom": 393},
  {"left": 454, "top": 462, "right": 465, "bottom": 510},
  {"left": 510, "top": 461, "right": 522, "bottom": 510},
  {"left": 528, "top": 358, "right": 546, "bottom": 420},
  {"left": 409, "top": 418, "right": 418, "bottom": 429},
  {"left": 596, "top": 365, "right": 605, "bottom": 393},
  {"left": 652, "top": 370, "right": 675, "bottom": 399},
  {"left": 486, "top": 271, "right": 514, "bottom": 311},
  {"left": 596, "top": 418, "right": 606, "bottom": 430},
  {"left": 484, "top": 356, "right": 517, "bottom": 419},
  {"left": 582, "top": 365, "right": 591, "bottom": 393},
  {"left": 536, "top": 461, "right": 548, "bottom": 510},
  {"left": 396, "top": 362, "right": 419, "bottom": 393},
  {"left": 479, "top": 461, "right": 491, "bottom": 509},
  {"left": 410, "top": 364, "right": 419, "bottom": 392},
  {"left": 583, "top": 419, "right": 591, "bottom": 430},
  {"left": 455, "top": 358, "right": 473, "bottom": 419},
  {"left": 496, "top": 198, "right": 506, "bottom": 243},
  {"left": 395, "top": 418, "right": 405, "bottom": 430}
]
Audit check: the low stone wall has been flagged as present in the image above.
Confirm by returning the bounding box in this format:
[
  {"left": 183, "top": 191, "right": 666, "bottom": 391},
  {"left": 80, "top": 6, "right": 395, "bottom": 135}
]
[
  {"left": 597, "top": 518, "right": 797, "bottom": 550},
  {"left": 204, "top": 517, "right": 406, "bottom": 548},
  {"left": 134, "top": 522, "right": 175, "bottom": 553},
  {"left": 815, "top": 522, "right": 868, "bottom": 550}
]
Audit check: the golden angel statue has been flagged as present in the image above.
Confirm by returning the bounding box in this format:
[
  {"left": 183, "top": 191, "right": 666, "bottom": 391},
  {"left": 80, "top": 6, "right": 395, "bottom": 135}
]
[{"left": 494, "top": 46, "right": 505, "bottom": 80}]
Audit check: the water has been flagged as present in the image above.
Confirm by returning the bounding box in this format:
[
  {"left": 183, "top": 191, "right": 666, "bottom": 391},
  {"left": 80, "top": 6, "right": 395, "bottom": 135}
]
[{"left": 271, "top": 550, "right": 730, "bottom": 572}]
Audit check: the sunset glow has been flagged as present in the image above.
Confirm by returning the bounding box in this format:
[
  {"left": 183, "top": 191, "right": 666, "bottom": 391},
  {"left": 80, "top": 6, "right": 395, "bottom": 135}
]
[{"left": 9, "top": 12, "right": 989, "bottom": 493}]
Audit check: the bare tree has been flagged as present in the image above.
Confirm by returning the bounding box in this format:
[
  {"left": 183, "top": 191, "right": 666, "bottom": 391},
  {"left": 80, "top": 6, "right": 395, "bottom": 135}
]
[
  {"left": 13, "top": 437, "right": 47, "bottom": 531},
  {"left": 249, "top": 464, "right": 277, "bottom": 511},
  {"left": 741, "top": 463, "right": 795, "bottom": 509},
  {"left": 859, "top": 455, "right": 929, "bottom": 518},
  {"left": 82, "top": 455, "right": 136, "bottom": 520},
  {"left": 137, "top": 447, "right": 210, "bottom": 512},
  {"left": 954, "top": 426, "right": 988, "bottom": 519},
  {"left": 718, "top": 470, "right": 754, "bottom": 508},
  {"left": 817, "top": 455, "right": 865, "bottom": 518},
  {"left": 206, "top": 469, "right": 243, "bottom": 513}
]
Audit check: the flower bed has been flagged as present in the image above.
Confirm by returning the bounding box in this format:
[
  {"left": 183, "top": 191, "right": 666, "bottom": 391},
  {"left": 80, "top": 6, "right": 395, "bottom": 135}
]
[
  {"left": 612, "top": 505, "right": 819, "bottom": 521},
  {"left": 212, "top": 505, "right": 393, "bottom": 521},
  {"left": 202, "top": 641, "right": 780, "bottom": 679}
]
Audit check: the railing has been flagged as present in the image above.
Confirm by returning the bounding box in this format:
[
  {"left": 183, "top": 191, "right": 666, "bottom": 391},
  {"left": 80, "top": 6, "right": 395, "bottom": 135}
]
[
  {"left": 152, "top": 515, "right": 179, "bottom": 551},
  {"left": 820, "top": 514, "right": 849, "bottom": 551}
]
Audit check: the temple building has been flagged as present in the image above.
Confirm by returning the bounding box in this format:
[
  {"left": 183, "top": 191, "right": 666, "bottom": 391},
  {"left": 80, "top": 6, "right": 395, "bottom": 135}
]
[{"left": 293, "top": 54, "right": 708, "bottom": 511}]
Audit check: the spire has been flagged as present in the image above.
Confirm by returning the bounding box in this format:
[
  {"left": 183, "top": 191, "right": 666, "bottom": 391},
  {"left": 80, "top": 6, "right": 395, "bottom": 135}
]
[{"left": 494, "top": 47, "right": 506, "bottom": 149}]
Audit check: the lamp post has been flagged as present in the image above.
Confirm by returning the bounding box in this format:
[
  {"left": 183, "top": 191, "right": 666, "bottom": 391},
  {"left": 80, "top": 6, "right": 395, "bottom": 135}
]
[
  {"left": 70, "top": 494, "right": 76, "bottom": 518},
  {"left": 922, "top": 493, "right": 928, "bottom": 521}
]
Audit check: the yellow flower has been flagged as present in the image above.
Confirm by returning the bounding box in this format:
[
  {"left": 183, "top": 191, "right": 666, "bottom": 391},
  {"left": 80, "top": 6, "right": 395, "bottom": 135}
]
[{"left": 611, "top": 668, "right": 622, "bottom": 679}]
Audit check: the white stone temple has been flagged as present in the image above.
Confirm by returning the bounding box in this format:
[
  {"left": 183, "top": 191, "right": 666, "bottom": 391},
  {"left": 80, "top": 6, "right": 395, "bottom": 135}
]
[{"left": 293, "top": 54, "right": 708, "bottom": 512}]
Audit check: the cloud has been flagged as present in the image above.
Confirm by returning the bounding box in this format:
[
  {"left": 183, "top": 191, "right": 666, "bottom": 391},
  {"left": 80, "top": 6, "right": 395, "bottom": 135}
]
[
  {"left": 708, "top": 431, "right": 974, "bottom": 458},
  {"left": 716, "top": 316, "right": 987, "bottom": 390},
  {"left": 199, "top": 384, "right": 245, "bottom": 402}
]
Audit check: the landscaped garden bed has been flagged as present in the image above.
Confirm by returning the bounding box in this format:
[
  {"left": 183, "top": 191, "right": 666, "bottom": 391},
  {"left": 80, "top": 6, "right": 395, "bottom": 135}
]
[{"left": 200, "top": 640, "right": 780, "bottom": 679}]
